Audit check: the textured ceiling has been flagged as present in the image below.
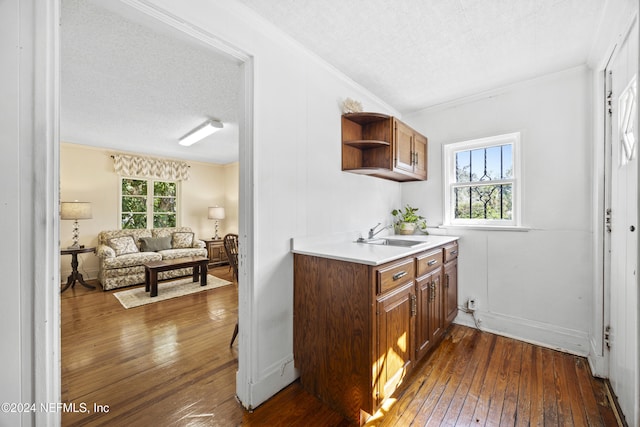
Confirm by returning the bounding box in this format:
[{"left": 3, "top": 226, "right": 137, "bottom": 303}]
[
  {"left": 61, "top": 0, "right": 242, "bottom": 164},
  {"left": 237, "top": 0, "right": 605, "bottom": 112},
  {"left": 61, "top": 1, "right": 606, "bottom": 164}
]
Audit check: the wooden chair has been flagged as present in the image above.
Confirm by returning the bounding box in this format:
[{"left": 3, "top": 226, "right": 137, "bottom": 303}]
[{"left": 223, "top": 233, "right": 239, "bottom": 346}]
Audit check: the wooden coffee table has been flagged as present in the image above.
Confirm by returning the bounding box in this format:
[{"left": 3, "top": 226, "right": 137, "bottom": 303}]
[{"left": 143, "top": 256, "right": 209, "bottom": 297}]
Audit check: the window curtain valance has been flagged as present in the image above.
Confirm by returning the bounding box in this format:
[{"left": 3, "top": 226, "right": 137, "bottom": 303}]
[{"left": 112, "top": 154, "right": 190, "bottom": 181}]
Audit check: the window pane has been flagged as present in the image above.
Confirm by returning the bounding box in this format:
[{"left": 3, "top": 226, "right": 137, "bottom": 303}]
[
  {"left": 154, "top": 214, "right": 176, "bottom": 228},
  {"left": 455, "top": 151, "right": 471, "bottom": 182},
  {"left": 455, "top": 144, "right": 513, "bottom": 183},
  {"left": 502, "top": 144, "right": 513, "bottom": 178},
  {"left": 122, "top": 213, "right": 147, "bottom": 229},
  {"left": 122, "top": 196, "right": 146, "bottom": 212},
  {"left": 470, "top": 148, "right": 484, "bottom": 181},
  {"left": 454, "top": 184, "right": 512, "bottom": 220},
  {"left": 153, "top": 197, "right": 176, "bottom": 213},
  {"left": 154, "top": 181, "right": 176, "bottom": 197},
  {"left": 485, "top": 146, "right": 501, "bottom": 180},
  {"left": 122, "top": 179, "right": 147, "bottom": 196}
]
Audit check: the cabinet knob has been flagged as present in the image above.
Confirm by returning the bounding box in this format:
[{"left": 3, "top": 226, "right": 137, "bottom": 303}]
[{"left": 631, "top": 225, "right": 636, "bottom": 232}]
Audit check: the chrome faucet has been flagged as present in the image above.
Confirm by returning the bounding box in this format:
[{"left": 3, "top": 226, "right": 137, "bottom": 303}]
[{"left": 368, "top": 223, "right": 391, "bottom": 239}]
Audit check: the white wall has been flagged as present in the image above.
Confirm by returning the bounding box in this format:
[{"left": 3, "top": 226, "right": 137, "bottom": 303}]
[
  {"left": 59, "top": 143, "right": 238, "bottom": 280},
  {"left": 0, "top": 1, "right": 32, "bottom": 426},
  {"left": 126, "top": 0, "right": 403, "bottom": 409},
  {"left": 402, "top": 66, "right": 594, "bottom": 355},
  {"left": 2, "top": 1, "right": 61, "bottom": 425}
]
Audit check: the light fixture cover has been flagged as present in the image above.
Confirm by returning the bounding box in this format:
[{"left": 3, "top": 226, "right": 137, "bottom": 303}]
[
  {"left": 208, "top": 206, "right": 226, "bottom": 220},
  {"left": 60, "top": 201, "right": 93, "bottom": 220},
  {"left": 179, "top": 120, "right": 223, "bottom": 146}
]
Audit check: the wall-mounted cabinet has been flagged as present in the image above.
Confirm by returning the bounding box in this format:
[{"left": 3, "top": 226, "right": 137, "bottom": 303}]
[{"left": 342, "top": 112, "right": 428, "bottom": 182}]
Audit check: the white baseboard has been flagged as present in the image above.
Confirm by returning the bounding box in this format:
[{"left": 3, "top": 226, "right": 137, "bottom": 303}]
[
  {"left": 454, "top": 310, "right": 590, "bottom": 357},
  {"left": 240, "top": 353, "right": 299, "bottom": 410},
  {"left": 587, "top": 337, "right": 608, "bottom": 378}
]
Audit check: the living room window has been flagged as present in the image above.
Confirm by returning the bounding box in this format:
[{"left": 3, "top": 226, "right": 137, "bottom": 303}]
[
  {"left": 443, "top": 132, "right": 521, "bottom": 227},
  {"left": 120, "top": 178, "right": 178, "bottom": 229}
]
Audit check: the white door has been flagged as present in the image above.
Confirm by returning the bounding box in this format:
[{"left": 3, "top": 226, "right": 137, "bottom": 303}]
[{"left": 608, "top": 17, "right": 639, "bottom": 427}]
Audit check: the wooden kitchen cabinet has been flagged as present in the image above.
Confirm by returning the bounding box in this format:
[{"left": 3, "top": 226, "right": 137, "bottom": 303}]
[
  {"left": 293, "top": 241, "right": 458, "bottom": 423},
  {"left": 342, "top": 112, "right": 428, "bottom": 182},
  {"left": 375, "top": 258, "right": 415, "bottom": 404},
  {"left": 393, "top": 119, "right": 428, "bottom": 179},
  {"left": 376, "top": 281, "right": 415, "bottom": 403},
  {"left": 444, "top": 241, "right": 459, "bottom": 328}
]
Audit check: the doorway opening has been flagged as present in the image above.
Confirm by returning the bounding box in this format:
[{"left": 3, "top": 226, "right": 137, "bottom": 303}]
[{"left": 56, "top": 0, "right": 254, "bottom": 421}]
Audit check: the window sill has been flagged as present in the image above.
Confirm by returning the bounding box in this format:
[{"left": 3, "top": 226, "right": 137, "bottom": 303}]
[{"left": 438, "top": 224, "right": 530, "bottom": 232}]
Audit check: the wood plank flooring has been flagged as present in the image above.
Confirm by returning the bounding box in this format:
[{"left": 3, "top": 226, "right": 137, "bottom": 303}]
[{"left": 61, "top": 270, "right": 618, "bottom": 426}]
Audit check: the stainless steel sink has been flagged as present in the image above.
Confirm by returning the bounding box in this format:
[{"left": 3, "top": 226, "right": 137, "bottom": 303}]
[{"left": 357, "top": 238, "right": 425, "bottom": 247}]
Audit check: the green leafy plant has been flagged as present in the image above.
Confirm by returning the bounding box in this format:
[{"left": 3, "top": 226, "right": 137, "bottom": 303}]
[{"left": 391, "top": 205, "right": 428, "bottom": 233}]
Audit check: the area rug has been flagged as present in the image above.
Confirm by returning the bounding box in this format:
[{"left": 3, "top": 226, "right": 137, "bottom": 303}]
[{"left": 113, "top": 275, "right": 232, "bottom": 309}]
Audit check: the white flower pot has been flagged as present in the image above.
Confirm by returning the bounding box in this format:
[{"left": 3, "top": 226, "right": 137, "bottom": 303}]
[{"left": 398, "top": 222, "right": 417, "bottom": 235}]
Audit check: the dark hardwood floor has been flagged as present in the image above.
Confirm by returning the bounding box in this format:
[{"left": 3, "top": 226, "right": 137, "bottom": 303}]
[{"left": 61, "top": 269, "right": 618, "bottom": 426}]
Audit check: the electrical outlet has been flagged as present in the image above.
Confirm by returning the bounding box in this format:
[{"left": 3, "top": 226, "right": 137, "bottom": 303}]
[{"left": 467, "top": 299, "right": 477, "bottom": 311}]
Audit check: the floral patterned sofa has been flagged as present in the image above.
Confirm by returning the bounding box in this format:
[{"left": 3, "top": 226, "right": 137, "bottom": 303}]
[{"left": 96, "top": 227, "right": 207, "bottom": 291}]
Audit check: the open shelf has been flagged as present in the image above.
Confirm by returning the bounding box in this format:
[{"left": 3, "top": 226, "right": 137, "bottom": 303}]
[{"left": 343, "top": 140, "right": 390, "bottom": 149}]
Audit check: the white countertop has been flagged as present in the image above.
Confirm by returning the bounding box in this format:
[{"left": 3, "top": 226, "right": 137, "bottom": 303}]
[{"left": 291, "top": 233, "right": 459, "bottom": 266}]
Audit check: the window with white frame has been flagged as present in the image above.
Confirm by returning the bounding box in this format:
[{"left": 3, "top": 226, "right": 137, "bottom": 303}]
[
  {"left": 120, "top": 178, "right": 178, "bottom": 229},
  {"left": 443, "top": 132, "right": 521, "bottom": 227}
]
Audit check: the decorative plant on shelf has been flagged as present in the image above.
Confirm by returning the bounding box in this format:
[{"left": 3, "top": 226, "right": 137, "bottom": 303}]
[{"left": 392, "top": 205, "right": 428, "bottom": 235}]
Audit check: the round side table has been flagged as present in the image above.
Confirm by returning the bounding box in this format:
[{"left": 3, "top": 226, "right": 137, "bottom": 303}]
[{"left": 60, "top": 247, "right": 96, "bottom": 293}]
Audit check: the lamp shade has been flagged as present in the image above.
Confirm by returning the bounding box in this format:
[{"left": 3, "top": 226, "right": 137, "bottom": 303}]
[
  {"left": 208, "top": 206, "right": 225, "bottom": 220},
  {"left": 60, "top": 202, "right": 93, "bottom": 220}
]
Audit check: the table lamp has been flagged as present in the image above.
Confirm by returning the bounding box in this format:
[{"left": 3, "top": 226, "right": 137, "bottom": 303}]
[
  {"left": 208, "top": 206, "right": 225, "bottom": 239},
  {"left": 61, "top": 201, "right": 93, "bottom": 249}
]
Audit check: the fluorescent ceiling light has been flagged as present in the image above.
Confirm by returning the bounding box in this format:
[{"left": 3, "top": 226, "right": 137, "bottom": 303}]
[{"left": 179, "top": 120, "right": 223, "bottom": 146}]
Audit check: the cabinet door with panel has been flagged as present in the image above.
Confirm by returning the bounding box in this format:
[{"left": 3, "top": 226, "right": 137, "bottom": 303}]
[
  {"left": 204, "top": 239, "right": 229, "bottom": 267},
  {"left": 393, "top": 120, "right": 415, "bottom": 174},
  {"left": 444, "top": 258, "right": 458, "bottom": 327},
  {"left": 416, "top": 269, "right": 443, "bottom": 360},
  {"left": 443, "top": 241, "right": 459, "bottom": 328},
  {"left": 415, "top": 249, "right": 443, "bottom": 360},
  {"left": 413, "top": 132, "right": 428, "bottom": 179},
  {"left": 376, "top": 280, "right": 415, "bottom": 404},
  {"left": 393, "top": 119, "right": 428, "bottom": 180}
]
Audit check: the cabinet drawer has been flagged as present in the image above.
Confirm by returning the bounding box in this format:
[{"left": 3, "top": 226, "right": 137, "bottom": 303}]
[
  {"left": 416, "top": 250, "right": 442, "bottom": 277},
  {"left": 444, "top": 242, "right": 459, "bottom": 263},
  {"left": 377, "top": 258, "right": 415, "bottom": 294}
]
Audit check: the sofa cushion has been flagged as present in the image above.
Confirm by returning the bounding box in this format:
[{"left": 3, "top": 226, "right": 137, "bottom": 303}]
[
  {"left": 108, "top": 236, "right": 139, "bottom": 256},
  {"left": 139, "top": 236, "right": 172, "bottom": 252},
  {"left": 102, "top": 251, "right": 162, "bottom": 269},
  {"left": 157, "top": 247, "right": 208, "bottom": 260},
  {"left": 172, "top": 232, "right": 194, "bottom": 248},
  {"left": 98, "top": 229, "right": 152, "bottom": 248}
]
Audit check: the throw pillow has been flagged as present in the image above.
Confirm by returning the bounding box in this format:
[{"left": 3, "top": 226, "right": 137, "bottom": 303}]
[
  {"left": 108, "top": 236, "right": 139, "bottom": 256},
  {"left": 172, "top": 232, "right": 194, "bottom": 249},
  {"left": 139, "top": 236, "right": 172, "bottom": 252}
]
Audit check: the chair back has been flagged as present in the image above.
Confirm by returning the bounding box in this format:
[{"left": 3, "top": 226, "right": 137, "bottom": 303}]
[{"left": 223, "top": 233, "right": 239, "bottom": 280}]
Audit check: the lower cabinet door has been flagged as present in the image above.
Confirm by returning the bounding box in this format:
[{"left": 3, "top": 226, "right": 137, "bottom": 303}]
[
  {"left": 444, "top": 259, "right": 458, "bottom": 327},
  {"left": 376, "top": 281, "right": 415, "bottom": 404},
  {"left": 416, "top": 268, "right": 442, "bottom": 361}
]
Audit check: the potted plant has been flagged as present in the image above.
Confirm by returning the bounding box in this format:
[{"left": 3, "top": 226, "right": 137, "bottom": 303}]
[{"left": 392, "top": 205, "right": 428, "bottom": 235}]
